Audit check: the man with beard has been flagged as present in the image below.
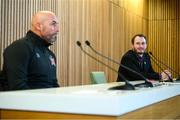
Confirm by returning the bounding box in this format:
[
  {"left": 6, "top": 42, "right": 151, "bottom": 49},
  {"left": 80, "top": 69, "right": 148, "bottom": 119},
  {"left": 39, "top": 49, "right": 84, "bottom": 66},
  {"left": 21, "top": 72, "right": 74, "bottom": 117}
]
[
  {"left": 117, "top": 34, "right": 171, "bottom": 82},
  {"left": 2, "top": 11, "right": 60, "bottom": 90}
]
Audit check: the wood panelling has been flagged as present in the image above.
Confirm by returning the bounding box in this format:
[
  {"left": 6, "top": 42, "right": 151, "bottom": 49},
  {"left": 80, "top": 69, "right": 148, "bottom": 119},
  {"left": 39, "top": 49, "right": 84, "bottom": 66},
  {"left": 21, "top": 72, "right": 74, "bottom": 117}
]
[
  {"left": 55, "top": 0, "right": 148, "bottom": 86},
  {"left": 1, "top": 0, "right": 178, "bottom": 87},
  {"left": 148, "top": 0, "right": 180, "bottom": 78}
]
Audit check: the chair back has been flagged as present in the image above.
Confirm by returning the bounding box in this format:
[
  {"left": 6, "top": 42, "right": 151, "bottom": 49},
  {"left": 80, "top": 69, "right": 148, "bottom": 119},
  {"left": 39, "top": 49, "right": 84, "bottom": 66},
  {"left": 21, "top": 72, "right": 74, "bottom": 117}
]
[{"left": 90, "top": 71, "right": 107, "bottom": 84}]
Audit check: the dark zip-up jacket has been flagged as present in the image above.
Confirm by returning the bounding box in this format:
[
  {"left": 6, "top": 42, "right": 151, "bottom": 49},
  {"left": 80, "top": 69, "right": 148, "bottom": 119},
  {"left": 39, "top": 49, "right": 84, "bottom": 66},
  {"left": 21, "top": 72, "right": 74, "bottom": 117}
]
[
  {"left": 117, "top": 50, "right": 160, "bottom": 82},
  {"left": 3, "top": 30, "right": 59, "bottom": 90}
]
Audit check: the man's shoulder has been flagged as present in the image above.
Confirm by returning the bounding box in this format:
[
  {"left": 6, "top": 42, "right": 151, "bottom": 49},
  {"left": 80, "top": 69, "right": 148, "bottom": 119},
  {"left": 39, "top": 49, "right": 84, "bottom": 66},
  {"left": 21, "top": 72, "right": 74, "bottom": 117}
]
[
  {"left": 123, "top": 50, "right": 135, "bottom": 58},
  {"left": 4, "top": 37, "right": 33, "bottom": 53},
  {"left": 143, "top": 52, "right": 151, "bottom": 60}
]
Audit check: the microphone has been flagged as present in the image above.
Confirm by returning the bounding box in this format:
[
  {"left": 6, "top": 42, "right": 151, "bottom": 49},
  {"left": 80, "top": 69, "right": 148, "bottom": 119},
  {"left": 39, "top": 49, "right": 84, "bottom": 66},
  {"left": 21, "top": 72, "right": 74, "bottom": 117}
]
[
  {"left": 149, "top": 51, "right": 180, "bottom": 80},
  {"left": 76, "top": 41, "right": 135, "bottom": 90},
  {"left": 149, "top": 52, "right": 173, "bottom": 82},
  {"left": 85, "top": 40, "right": 154, "bottom": 88},
  {"left": 85, "top": 41, "right": 120, "bottom": 64}
]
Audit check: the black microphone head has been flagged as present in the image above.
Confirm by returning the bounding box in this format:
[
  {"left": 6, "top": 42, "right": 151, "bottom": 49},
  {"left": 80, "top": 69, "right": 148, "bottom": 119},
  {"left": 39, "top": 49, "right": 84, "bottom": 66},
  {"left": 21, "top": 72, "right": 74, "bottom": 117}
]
[
  {"left": 149, "top": 51, "right": 153, "bottom": 55},
  {"left": 76, "top": 41, "right": 81, "bottom": 47},
  {"left": 85, "top": 40, "right": 90, "bottom": 46}
]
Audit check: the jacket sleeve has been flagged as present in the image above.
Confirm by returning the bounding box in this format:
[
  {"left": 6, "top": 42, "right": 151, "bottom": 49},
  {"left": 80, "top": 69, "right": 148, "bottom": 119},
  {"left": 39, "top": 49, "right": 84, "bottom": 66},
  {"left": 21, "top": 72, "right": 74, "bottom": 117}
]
[
  {"left": 143, "top": 55, "right": 160, "bottom": 80},
  {"left": 3, "top": 42, "right": 31, "bottom": 90}
]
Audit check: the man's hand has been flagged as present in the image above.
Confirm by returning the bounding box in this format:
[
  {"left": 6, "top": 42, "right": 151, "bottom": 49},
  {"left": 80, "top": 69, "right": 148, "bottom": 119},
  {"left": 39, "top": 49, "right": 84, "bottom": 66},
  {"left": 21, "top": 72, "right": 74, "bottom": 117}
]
[{"left": 161, "top": 70, "right": 172, "bottom": 81}]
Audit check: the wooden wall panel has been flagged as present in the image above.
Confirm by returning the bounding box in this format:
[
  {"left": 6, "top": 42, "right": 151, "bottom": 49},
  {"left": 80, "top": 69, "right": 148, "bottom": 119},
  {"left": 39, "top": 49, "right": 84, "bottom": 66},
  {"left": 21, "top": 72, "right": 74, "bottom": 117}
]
[
  {"left": 148, "top": 0, "right": 180, "bottom": 78},
  {"left": 55, "top": 0, "right": 112, "bottom": 86}
]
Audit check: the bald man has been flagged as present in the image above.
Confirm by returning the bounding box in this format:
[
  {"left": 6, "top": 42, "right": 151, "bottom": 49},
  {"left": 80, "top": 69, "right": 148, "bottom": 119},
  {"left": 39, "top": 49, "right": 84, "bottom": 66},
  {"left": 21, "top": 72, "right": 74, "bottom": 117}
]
[{"left": 2, "top": 11, "right": 60, "bottom": 90}]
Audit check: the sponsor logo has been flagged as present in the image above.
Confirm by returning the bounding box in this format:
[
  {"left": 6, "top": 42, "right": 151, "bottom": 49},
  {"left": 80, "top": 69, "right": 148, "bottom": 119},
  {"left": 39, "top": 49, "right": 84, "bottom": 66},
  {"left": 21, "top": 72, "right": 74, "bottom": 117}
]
[{"left": 49, "top": 55, "right": 56, "bottom": 66}]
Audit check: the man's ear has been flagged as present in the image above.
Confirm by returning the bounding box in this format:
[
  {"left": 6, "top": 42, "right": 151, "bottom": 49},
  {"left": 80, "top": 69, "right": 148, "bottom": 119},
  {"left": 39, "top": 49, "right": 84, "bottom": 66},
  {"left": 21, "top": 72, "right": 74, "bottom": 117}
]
[
  {"left": 131, "top": 44, "right": 134, "bottom": 49},
  {"left": 35, "top": 23, "right": 42, "bottom": 31}
]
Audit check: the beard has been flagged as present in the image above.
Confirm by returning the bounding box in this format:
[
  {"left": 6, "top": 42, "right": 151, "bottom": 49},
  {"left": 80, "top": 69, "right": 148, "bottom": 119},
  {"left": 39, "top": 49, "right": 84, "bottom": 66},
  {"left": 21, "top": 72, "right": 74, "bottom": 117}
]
[
  {"left": 49, "top": 35, "right": 57, "bottom": 43},
  {"left": 136, "top": 51, "right": 144, "bottom": 55},
  {"left": 133, "top": 48, "right": 145, "bottom": 55},
  {"left": 43, "top": 34, "right": 57, "bottom": 44}
]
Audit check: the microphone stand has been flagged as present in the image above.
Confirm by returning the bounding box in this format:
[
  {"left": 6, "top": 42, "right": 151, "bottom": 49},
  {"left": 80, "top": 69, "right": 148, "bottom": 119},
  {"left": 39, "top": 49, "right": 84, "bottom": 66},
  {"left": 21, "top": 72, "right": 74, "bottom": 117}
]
[
  {"left": 84, "top": 40, "right": 153, "bottom": 88},
  {"left": 149, "top": 52, "right": 180, "bottom": 81},
  {"left": 76, "top": 41, "right": 135, "bottom": 90},
  {"left": 148, "top": 52, "right": 174, "bottom": 82}
]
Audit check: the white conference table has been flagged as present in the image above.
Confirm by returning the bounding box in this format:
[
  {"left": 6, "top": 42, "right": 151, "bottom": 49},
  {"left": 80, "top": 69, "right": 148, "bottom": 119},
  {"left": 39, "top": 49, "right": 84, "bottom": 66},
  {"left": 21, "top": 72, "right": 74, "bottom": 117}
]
[{"left": 0, "top": 81, "right": 180, "bottom": 119}]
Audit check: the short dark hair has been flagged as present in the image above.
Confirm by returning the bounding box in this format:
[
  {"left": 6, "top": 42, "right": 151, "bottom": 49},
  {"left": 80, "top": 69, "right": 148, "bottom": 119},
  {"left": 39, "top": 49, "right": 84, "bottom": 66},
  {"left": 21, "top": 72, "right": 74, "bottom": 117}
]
[{"left": 131, "top": 34, "right": 147, "bottom": 44}]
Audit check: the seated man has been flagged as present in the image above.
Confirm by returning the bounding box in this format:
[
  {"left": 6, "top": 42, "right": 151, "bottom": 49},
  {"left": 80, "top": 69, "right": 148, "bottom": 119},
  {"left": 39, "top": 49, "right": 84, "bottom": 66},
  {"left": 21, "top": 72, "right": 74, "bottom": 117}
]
[
  {"left": 2, "top": 11, "right": 60, "bottom": 90},
  {"left": 117, "top": 34, "right": 171, "bottom": 82}
]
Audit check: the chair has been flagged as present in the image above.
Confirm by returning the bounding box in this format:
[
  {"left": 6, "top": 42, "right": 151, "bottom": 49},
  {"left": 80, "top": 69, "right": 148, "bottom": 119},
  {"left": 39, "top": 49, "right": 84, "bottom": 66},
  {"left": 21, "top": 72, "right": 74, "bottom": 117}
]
[{"left": 90, "top": 71, "right": 107, "bottom": 84}]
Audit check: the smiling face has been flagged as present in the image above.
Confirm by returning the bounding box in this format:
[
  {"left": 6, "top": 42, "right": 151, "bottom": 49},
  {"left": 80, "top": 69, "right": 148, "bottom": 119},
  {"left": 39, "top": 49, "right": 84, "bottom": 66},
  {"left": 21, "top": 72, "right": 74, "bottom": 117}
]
[{"left": 132, "top": 36, "right": 147, "bottom": 55}]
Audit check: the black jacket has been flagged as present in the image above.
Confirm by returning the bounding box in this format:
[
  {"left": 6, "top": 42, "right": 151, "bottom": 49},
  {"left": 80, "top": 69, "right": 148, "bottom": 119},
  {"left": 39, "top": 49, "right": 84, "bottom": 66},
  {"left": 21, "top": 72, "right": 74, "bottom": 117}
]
[
  {"left": 2, "top": 31, "right": 59, "bottom": 90},
  {"left": 117, "top": 50, "right": 160, "bottom": 81}
]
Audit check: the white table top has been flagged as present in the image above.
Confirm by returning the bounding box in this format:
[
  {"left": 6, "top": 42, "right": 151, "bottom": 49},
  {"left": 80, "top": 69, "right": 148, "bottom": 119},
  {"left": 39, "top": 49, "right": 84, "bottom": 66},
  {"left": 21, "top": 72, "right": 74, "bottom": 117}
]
[{"left": 0, "top": 81, "right": 180, "bottom": 116}]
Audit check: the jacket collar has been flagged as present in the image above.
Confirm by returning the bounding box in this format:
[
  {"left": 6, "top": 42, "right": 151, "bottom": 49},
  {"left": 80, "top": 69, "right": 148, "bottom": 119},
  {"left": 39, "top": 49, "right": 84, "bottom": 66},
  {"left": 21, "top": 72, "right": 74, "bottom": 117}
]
[{"left": 26, "top": 30, "right": 52, "bottom": 47}]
